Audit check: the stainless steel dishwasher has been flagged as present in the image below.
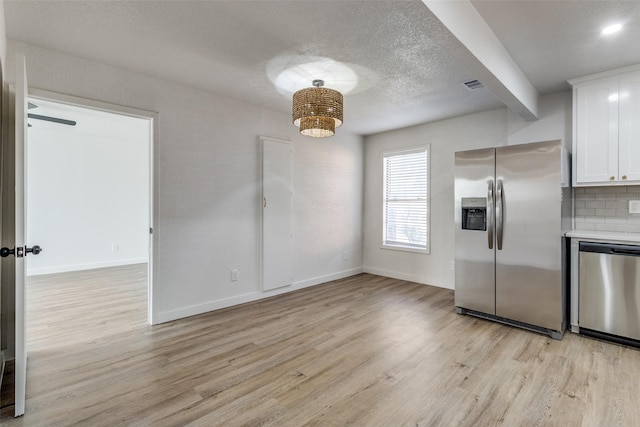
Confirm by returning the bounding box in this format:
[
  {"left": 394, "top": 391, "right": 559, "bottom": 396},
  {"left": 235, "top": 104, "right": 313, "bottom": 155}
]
[{"left": 579, "top": 241, "right": 640, "bottom": 345}]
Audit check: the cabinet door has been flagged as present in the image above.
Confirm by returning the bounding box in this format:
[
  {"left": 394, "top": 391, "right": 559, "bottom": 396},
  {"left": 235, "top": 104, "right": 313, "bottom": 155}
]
[
  {"left": 618, "top": 73, "right": 640, "bottom": 182},
  {"left": 575, "top": 81, "right": 619, "bottom": 184}
]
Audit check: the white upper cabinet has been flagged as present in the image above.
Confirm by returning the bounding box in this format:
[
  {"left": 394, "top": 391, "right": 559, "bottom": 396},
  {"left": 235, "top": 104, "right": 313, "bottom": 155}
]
[
  {"left": 618, "top": 72, "right": 640, "bottom": 182},
  {"left": 569, "top": 65, "right": 640, "bottom": 186}
]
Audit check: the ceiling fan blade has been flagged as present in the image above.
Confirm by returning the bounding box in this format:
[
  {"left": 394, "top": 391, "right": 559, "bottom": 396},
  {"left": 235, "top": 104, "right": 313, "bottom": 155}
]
[{"left": 28, "top": 113, "right": 76, "bottom": 126}]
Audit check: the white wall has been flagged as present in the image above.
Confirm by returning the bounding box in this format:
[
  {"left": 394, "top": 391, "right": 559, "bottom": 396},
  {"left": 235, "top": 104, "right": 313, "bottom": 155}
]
[
  {"left": 293, "top": 138, "right": 363, "bottom": 284},
  {"left": 364, "top": 108, "right": 507, "bottom": 289},
  {"left": 7, "top": 41, "right": 363, "bottom": 323},
  {"left": 507, "top": 91, "right": 572, "bottom": 150},
  {"left": 26, "top": 101, "right": 150, "bottom": 275},
  {"left": 363, "top": 92, "right": 571, "bottom": 289}
]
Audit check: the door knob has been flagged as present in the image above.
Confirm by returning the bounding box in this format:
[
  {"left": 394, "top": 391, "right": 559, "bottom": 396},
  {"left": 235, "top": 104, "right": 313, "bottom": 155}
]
[
  {"left": 0, "top": 247, "right": 15, "bottom": 258},
  {"left": 26, "top": 245, "right": 42, "bottom": 255}
]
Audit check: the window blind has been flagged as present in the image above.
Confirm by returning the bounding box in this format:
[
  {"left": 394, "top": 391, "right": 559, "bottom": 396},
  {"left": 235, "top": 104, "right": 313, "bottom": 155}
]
[{"left": 382, "top": 148, "right": 428, "bottom": 251}]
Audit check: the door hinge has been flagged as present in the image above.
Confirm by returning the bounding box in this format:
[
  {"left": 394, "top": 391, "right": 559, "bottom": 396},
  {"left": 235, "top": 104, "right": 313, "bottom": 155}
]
[{"left": 149, "top": 227, "right": 153, "bottom": 234}]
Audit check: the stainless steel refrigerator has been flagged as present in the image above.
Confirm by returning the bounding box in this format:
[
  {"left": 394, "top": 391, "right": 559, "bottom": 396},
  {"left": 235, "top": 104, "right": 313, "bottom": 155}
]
[{"left": 454, "top": 140, "right": 571, "bottom": 339}]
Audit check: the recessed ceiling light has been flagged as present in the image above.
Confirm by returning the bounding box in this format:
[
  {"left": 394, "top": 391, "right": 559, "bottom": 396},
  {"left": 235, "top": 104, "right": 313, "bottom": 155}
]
[{"left": 601, "top": 23, "right": 623, "bottom": 35}]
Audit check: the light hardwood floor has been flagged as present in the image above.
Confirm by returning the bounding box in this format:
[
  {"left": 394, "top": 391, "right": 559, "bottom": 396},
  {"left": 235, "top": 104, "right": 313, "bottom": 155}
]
[{"left": 1, "top": 266, "right": 639, "bottom": 426}]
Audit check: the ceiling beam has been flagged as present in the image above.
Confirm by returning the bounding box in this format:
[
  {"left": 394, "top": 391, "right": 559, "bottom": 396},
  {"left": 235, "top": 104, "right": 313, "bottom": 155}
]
[{"left": 423, "top": 0, "right": 538, "bottom": 120}]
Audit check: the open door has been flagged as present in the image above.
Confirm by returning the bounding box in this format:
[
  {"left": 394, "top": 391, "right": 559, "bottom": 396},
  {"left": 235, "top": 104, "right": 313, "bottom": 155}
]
[
  {"left": 14, "top": 52, "right": 29, "bottom": 418},
  {"left": 1, "top": 53, "right": 42, "bottom": 417}
]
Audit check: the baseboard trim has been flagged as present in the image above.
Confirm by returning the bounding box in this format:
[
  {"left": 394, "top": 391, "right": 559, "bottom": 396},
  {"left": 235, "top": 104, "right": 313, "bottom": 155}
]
[
  {"left": 154, "top": 292, "right": 264, "bottom": 324},
  {"left": 291, "top": 267, "right": 364, "bottom": 289},
  {"left": 154, "top": 267, "right": 364, "bottom": 324},
  {"left": 362, "top": 266, "right": 453, "bottom": 290},
  {"left": 27, "top": 258, "right": 149, "bottom": 276}
]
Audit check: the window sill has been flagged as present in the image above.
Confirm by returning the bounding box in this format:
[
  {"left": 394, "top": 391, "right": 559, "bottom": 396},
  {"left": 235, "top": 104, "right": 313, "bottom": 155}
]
[{"left": 380, "top": 244, "right": 429, "bottom": 255}]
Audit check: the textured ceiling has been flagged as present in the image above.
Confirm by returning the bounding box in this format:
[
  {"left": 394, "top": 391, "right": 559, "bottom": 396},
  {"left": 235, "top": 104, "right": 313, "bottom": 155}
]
[
  {"left": 4, "top": 1, "right": 640, "bottom": 136},
  {"left": 471, "top": 0, "right": 640, "bottom": 94}
]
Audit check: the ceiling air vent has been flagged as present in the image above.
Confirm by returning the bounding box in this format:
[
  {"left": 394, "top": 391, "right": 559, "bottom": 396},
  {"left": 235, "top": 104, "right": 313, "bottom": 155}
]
[{"left": 463, "top": 79, "right": 484, "bottom": 91}]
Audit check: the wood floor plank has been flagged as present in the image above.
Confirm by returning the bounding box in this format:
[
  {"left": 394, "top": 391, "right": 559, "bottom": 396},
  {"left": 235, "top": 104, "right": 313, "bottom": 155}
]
[{"left": 1, "top": 266, "right": 640, "bottom": 426}]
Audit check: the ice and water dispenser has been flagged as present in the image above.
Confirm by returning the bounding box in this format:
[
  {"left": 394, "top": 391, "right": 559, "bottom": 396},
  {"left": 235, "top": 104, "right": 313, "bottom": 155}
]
[{"left": 461, "top": 197, "right": 486, "bottom": 231}]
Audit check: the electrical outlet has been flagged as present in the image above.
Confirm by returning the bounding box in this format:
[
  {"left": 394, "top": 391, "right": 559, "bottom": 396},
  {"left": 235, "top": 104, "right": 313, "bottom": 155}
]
[
  {"left": 111, "top": 243, "right": 120, "bottom": 252},
  {"left": 231, "top": 269, "right": 239, "bottom": 282},
  {"left": 450, "top": 261, "right": 455, "bottom": 271},
  {"left": 343, "top": 250, "right": 350, "bottom": 260},
  {"left": 629, "top": 200, "right": 640, "bottom": 214}
]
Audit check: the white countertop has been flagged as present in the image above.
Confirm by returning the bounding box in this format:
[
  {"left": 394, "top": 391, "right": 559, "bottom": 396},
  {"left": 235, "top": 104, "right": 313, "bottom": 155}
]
[{"left": 566, "top": 230, "right": 640, "bottom": 244}]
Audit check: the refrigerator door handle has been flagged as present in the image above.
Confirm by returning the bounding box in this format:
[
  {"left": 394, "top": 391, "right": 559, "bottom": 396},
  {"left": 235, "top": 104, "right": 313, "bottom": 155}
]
[
  {"left": 487, "top": 180, "right": 494, "bottom": 249},
  {"left": 496, "top": 179, "right": 504, "bottom": 250}
]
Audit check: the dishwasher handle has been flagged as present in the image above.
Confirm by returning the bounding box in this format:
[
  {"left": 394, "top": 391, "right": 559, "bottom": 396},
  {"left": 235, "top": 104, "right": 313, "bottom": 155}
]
[
  {"left": 579, "top": 241, "right": 640, "bottom": 256},
  {"left": 611, "top": 248, "right": 640, "bottom": 256}
]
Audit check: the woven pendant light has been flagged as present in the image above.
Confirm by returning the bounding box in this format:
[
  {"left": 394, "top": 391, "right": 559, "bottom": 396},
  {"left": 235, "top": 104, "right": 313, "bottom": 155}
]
[{"left": 292, "top": 80, "right": 343, "bottom": 138}]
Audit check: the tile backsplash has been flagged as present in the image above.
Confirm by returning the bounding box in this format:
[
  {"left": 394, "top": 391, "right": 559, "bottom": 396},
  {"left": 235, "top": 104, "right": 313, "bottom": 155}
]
[{"left": 574, "top": 186, "right": 640, "bottom": 233}]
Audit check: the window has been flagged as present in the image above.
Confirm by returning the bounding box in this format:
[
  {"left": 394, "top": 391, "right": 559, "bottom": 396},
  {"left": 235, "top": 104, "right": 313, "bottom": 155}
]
[{"left": 382, "top": 146, "right": 429, "bottom": 253}]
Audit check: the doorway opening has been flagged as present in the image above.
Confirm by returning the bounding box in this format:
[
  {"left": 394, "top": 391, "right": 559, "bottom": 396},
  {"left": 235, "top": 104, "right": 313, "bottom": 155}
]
[{"left": 25, "top": 91, "right": 156, "bottom": 353}]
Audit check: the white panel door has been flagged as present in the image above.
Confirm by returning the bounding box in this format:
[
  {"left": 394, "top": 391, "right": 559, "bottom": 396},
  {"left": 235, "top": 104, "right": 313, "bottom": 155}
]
[
  {"left": 574, "top": 80, "right": 619, "bottom": 184},
  {"left": 618, "top": 72, "right": 640, "bottom": 183},
  {"left": 261, "top": 137, "right": 292, "bottom": 291}
]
